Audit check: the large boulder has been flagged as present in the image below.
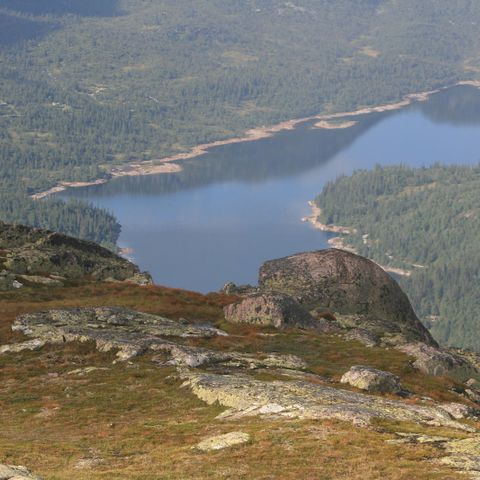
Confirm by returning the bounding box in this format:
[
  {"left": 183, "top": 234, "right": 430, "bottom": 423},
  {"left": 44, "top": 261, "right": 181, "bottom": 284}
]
[
  {"left": 223, "top": 292, "right": 320, "bottom": 330},
  {"left": 258, "top": 249, "right": 435, "bottom": 345},
  {"left": 340, "top": 365, "right": 403, "bottom": 394}
]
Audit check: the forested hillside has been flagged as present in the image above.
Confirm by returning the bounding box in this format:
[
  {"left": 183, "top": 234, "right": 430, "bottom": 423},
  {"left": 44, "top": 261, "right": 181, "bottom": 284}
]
[
  {"left": 315, "top": 165, "right": 480, "bottom": 350},
  {"left": 2, "top": 0, "right": 480, "bottom": 240}
]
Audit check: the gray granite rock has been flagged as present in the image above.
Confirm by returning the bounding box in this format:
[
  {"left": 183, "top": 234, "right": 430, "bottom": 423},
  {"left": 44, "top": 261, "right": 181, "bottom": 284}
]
[
  {"left": 224, "top": 292, "right": 320, "bottom": 330},
  {"left": 181, "top": 371, "right": 474, "bottom": 431},
  {"left": 0, "top": 464, "right": 42, "bottom": 480},
  {"left": 340, "top": 365, "right": 403, "bottom": 394},
  {"left": 258, "top": 249, "right": 436, "bottom": 345},
  {"left": 398, "top": 342, "right": 480, "bottom": 382}
]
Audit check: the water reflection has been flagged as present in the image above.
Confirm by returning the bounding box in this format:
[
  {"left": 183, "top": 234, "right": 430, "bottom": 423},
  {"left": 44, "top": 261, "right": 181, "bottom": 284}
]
[{"left": 61, "top": 85, "right": 480, "bottom": 292}]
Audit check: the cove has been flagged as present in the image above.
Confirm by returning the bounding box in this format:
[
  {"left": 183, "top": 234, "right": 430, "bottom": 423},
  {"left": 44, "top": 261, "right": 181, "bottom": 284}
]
[{"left": 60, "top": 85, "right": 480, "bottom": 292}]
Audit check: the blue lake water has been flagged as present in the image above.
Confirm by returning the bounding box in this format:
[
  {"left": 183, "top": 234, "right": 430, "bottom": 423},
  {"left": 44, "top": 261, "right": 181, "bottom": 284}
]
[{"left": 61, "top": 86, "right": 480, "bottom": 292}]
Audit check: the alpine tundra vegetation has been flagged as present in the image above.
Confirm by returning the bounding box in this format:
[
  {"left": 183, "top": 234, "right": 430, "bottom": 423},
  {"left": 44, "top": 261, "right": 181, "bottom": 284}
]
[
  {"left": 1, "top": 223, "right": 480, "bottom": 478},
  {"left": 2, "top": 1, "right": 480, "bottom": 479}
]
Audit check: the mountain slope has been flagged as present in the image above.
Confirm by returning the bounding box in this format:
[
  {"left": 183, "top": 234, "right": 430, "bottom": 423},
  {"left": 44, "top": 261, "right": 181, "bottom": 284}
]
[
  {"left": 2, "top": 0, "right": 480, "bottom": 238},
  {"left": 2, "top": 225, "right": 480, "bottom": 478}
]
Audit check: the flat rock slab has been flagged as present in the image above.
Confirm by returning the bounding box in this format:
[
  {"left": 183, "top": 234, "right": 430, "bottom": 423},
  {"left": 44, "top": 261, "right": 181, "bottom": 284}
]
[
  {"left": 9, "top": 307, "right": 226, "bottom": 361},
  {"left": 438, "top": 402, "right": 479, "bottom": 420},
  {"left": 4, "top": 307, "right": 307, "bottom": 372},
  {"left": 182, "top": 372, "right": 475, "bottom": 431},
  {"left": 386, "top": 433, "right": 480, "bottom": 477},
  {"left": 0, "top": 464, "right": 42, "bottom": 480},
  {"left": 195, "top": 432, "right": 250, "bottom": 451},
  {"left": 439, "top": 436, "right": 480, "bottom": 475}
]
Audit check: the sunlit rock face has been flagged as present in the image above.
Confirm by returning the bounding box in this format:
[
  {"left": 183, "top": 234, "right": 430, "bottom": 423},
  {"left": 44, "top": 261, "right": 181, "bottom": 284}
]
[{"left": 259, "top": 248, "right": 436, "bottom": 346}]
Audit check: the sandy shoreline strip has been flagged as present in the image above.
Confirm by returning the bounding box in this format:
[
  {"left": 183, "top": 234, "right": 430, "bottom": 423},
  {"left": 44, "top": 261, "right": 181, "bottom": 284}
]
[
  {"left": 31, "top": 79, "right": 480, "bottom": 200},
  {"left": 302, "top": 201, "right": 413, "bottom": 277},
  {"left": 313, "top": 119, "right": 358, "bottom": 129},
  {"left": 31, "top": 163, "right": 182, "bottom": 200}
]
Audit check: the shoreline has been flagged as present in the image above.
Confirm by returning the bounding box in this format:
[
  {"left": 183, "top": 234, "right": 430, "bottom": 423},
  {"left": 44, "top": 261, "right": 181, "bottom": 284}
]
[
  {"left": 31, "top": 79, "right": 480, "bottom": 200},
  {"left": 302, "top": 201, "right": 413, "bottom": 277},
  {"left": 313, "top": 119, "right": 358, "bottom": 129},
  {"left": 31, "top": 163, "right": 183, "bottom": 200}
]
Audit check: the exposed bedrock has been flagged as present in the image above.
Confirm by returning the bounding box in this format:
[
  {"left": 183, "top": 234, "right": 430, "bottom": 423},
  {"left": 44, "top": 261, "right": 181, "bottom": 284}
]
[
  {"left": 181, "top": 371, "right": 475, "bottom": 432},
  {"left": 257, "top": 249, "right": 435, "bottom": 346}
]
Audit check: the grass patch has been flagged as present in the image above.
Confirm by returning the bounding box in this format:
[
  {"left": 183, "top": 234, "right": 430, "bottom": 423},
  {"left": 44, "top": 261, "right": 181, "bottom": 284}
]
[
  {"left": 0, "top": 344, "right": 465, "bottom": 479},
  {"left": 0, "top": 282, "right": 472, "bottom": 478}
]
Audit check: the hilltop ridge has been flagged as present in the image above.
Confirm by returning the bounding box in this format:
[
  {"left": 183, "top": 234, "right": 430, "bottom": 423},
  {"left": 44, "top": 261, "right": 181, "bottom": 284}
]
[{"left": 0, "top": 221, "right": 151, "bottom": 289}]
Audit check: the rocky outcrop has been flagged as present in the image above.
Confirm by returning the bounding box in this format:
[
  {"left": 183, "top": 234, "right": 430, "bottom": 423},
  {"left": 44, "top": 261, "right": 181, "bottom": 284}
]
[
  {"left": 181, "top": 371, "right": 474, "bottom": 431},
  {"left": 153, "top": 345, "right": 307, "bottom": 370},
  {"left": 0, "top": 222, "right": 152, "bottom": 286},
  {"left": 3, "top": 307, "right": 307, "bottom": 372},
  {"left": 440, "top": 436, "right": 480, "bottom": 474},
  {"left": 9, "top": 307, "right": 226, "bottom": 361},
  {"left": 0, "top": 464, "right": 42, "bottom": 480},
  {"left": 258, "top": 249, "right": 435, "bottom": 345},
  {"left": 397, "top": 343, "right": 479, "bottom": 382},
  {"left": 343, "top": 328, "right": 380, "bottom": 347},
  {"left": 221, "top": 282, "right": 257, "bottom": 296},
  {"left": 219, "top": 248, "right": 480, "bottom": 382},
  {"left": 223, "top": 292, "right": 320, "bottom": 330},
  {"left": 437, "top": 403, "right": 479, "bottom": 420},
  {"left": 340, "top": 366, "right": 403, "bottom": 394},
  {"left": 194, "top": 432, "right": 250, "bottom": 452}
]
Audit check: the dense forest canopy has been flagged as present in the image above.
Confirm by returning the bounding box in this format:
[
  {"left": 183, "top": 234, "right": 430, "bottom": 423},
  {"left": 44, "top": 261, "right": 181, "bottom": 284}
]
[
  {"left": 1, "top": 0, "right": 480, "bottom": 243},
  {"left": 315, "top": 165, "right": 480, "bottom": 351}
]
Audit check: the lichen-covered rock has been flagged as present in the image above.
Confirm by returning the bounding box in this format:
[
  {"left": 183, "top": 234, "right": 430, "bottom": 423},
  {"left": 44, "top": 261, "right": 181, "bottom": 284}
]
[
  {"left": 344, "top": 328, "right": 381, "bottom": 347},
  {"left": 0, "top": 221, "right": 152, "bottom": 285},
  {"left": 438, "top": 403, "right": 479, "bottom": 420},
  {"left": 223, "top": 292, "right": 319, "bottom": 330},
  {"left": 0, "top": 339, "right": 46, "bottom": 355},
  {"left": 439, "top": 436, "right": 480, "bottom": 474},
  {"left": 195, "top": 432, "right": 250, "bottom": 451},
  {"left": 386, "top": 433, "right": 450, "bottom": 445},
  {"left": 221, "top": 282, "right": 257, "bottom": 296},
  {"left": 181, "top": 371, "right": 474, "bottom": 431},
  {"left": 258, "top": 249, "right": 435, "bottom": 345},
  {"left": 0, "top": 464, "right": 42, "bottom": 479},
  {"left": 465, "top": 388, "right": 480, "bottom": 404},
  {"left": 7, "top": 307, "right": 226, "bottom": 361},
  {"left": 466, "top": 378, "right": 480, "bottom": 389},
  {"left": 340, "top": 366, "right": 403, "bottom": 394},
  {"left": 4, "top": 307, "right": 308, "bottom": 373},
  {"left": 398, "top": 342, "right": 479, "bottom": 382},
  {"left": 18, "top": 275, "right": 64, "bottom": 287},
  {"left": 154, "top": 346, "right": 308, "bottom": 371},
  {"left": 387, "top": 433, "right": 480, "bottom": 477}
]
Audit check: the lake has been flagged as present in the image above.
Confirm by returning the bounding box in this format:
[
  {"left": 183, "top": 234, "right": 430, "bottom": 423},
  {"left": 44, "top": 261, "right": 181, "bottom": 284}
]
[{"left": 61, "top": 85, "right": 480, "bottom": 292}]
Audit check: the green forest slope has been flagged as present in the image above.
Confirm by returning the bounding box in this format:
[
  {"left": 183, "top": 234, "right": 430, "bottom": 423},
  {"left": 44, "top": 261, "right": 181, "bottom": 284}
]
[
  {"left": 2, "top": 0, "right": 480, "bottom": 241},
  {"left": 315, "top": 164, "right": 480, "bottom": 350}
]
